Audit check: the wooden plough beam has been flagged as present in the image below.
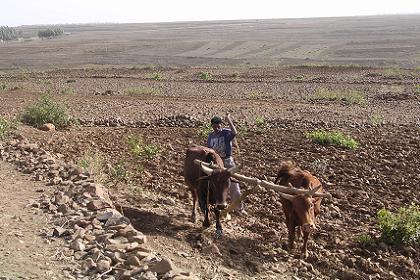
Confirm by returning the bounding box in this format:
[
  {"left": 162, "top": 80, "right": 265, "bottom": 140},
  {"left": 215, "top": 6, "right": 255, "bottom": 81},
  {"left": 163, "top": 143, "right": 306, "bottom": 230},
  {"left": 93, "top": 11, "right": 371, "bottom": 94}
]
[{"left": 193, "top": 159, "right": 333, "bottom": 217}]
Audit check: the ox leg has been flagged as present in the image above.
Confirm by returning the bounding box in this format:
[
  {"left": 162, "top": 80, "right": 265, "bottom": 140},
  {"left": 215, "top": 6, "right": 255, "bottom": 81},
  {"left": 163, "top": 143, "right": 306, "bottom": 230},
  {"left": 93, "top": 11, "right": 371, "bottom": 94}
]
[
  {"left": 191, "top": 189, "right": 197, "bottom": 223},
  {"left": 301, "top": 231, "right": 310, "bottom": 259},
  {"left": 214, "top": 209, "right": 223, "bottom": 238},
  {"left": 288, "top": 223, "right": 296, "bottom": 251},
  {"left": 202, "top": 207, "right": 211, "bottom": 228},
  {"left": 198, "top": 182, "right": 211, "bottom": 228}
]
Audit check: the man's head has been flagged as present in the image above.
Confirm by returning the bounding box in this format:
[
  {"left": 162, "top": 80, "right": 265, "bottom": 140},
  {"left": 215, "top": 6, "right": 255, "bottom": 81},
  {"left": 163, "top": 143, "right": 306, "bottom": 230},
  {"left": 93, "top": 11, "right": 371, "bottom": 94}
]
[{"left": 211, "top": 116, "right": 223, "bottom": 132}]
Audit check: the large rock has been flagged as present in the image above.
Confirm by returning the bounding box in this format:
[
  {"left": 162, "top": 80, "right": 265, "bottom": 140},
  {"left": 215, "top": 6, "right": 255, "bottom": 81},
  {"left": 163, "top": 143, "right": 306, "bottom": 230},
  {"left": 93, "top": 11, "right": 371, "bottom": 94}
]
[
  {"left": 70, "top": 238, "right": 85, "bottom": 251},
  {"left": 39, "top": 123, "right": 56, "bottom": 131},
  {"left": 87, "top": 200, "right": 111, "bottom": 211},
  {"left": 85, "top": 183, "right": 113, "bottom": 205},
  {"left": 149, "top": 258, "right": 175, "bottom": 275},
  {"left": 96, "top": 259, "right": 111, "bottom": 273}
]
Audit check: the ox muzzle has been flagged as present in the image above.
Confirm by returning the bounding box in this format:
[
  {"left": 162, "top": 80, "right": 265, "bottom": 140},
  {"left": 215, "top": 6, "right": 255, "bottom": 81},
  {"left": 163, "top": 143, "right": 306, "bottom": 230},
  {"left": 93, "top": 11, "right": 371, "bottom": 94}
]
[
  {"left": 302, "top": 223, "right": 317, "bottom": 233},
  {"left": 215, "top": 202, "right": 228, "bottom": 211}
]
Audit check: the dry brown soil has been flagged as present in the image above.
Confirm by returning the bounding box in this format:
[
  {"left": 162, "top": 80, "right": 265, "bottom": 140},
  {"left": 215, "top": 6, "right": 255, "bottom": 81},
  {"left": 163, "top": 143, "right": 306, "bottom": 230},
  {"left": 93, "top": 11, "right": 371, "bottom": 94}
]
[
  {"left": 1, "top": 66, "right": 419, "bottom": 279},
  {"left": 1, "top": 15, "right": 420, "bottom": 69},
  {"left": 0, "top": 161, "right": 75, "bottom": 279}
]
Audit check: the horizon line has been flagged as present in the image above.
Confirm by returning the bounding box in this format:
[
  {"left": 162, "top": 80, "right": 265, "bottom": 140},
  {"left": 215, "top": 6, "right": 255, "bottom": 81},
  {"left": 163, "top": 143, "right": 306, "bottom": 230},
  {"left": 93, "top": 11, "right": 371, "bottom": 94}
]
[{"left": 10, "top": 12, "right": 420, "bottom": 28}]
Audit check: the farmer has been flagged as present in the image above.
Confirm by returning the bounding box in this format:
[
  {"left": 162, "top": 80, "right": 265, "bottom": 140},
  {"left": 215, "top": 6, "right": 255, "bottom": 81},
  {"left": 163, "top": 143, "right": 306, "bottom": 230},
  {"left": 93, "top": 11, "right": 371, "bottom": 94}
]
[{"left": 207, "top": 113, "right": 247, "bottom": 215}]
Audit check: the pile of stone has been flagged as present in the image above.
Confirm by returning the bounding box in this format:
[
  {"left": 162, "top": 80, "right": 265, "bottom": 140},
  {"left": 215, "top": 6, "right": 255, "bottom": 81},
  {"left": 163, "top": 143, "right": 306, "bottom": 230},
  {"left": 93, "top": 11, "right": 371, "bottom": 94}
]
[
  {"left": 154, "top": 115, "right": 201, "bottom": 128},
  {"left": 78, "top": 115, "right": 201, "bottom": 129},
  {"left": 0, "top": 137, "right": 198, "bottom": 280}
]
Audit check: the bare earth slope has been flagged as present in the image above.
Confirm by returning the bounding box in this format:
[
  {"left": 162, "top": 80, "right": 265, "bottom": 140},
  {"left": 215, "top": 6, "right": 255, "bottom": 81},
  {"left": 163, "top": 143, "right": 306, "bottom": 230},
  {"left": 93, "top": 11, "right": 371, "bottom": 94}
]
[
  {"left": 1, "top": 15, "right": 419, "bottom": 69},
  {"left": 0, "top": 161, "right": 73, "bottom": 279}
]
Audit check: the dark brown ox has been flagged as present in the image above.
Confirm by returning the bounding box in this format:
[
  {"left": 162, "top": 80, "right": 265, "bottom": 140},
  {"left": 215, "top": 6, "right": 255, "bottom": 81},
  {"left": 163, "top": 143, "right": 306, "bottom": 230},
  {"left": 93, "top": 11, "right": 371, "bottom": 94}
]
[
  {"left": 275, "top": 161, "right": 324, "bottom": 258},
  {"left": 184, "top": 146, "right": 239, "bottom": 236}
]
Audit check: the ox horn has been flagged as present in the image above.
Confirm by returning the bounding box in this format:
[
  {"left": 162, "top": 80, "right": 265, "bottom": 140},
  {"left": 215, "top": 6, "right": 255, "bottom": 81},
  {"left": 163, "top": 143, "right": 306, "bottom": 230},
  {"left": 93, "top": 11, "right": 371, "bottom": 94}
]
[
  {"left": 309, "top": 184, "right": 322, "bottom": 196},
  {"left": 279, "top": 193, "right": 295, "bottom": 201},
  {"left": 227, "top": 164, "right": 241, "bottom": 174},
  {"left": 200, "top": 163, "right": 214, "bottom": 176}
]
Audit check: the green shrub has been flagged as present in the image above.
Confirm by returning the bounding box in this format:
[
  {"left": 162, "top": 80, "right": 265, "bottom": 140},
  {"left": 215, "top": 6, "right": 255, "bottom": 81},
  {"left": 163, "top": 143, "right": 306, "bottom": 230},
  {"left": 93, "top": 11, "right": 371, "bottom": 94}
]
[
  {"left": 0, "top": 117, "right": 17, "bottom": 140},
  {"left": 308, "top": 88, "right": 366, "bottom": 105},
  {"left": 232, "top": 73, "right": 240, "bottom": 79},
  {"left": 198, "top": 123, "right": 213, "bottom": 139},
  {"left": 127, "top": 135, "right": 160, "bottom": 159},
  {"left": 66, "top": 79, "right": 76, "bottom": 83},
  {"left": 247, "top": 91, "right": 265, "bottom": 99},
  {"left": 78, "top": 152, "right": 106, "bottom": 183},
  {"left": 108, "top": 162, "right": 129, "bottom": 183},
  {"left": 255, "top": 116, "right": 268, "bottom": 128},
  {"left": 60, "top": 86, "right": 76, "bottom": 95},
  {"left": 38, "top": 28, "right": 64, "bottom": 39},
  {"left": 378, "top": 205, "right": 420, "bottom": 245},
  {"left": 151, "top": 72, "right": 164, "bottom": 81},
  {"left": 357, "top": 233, "right": 376, "bottom": 247},
  {"left": 306, "top": 130, "right": 358, "bottom": 149},
  {"left": 370, "top": 114, "right": 384, "bottom": 125},
  {"left": 0, "top": 26, "right": 19, "bottom": 41},
  {"left": 414, "top": 84, "right": 420, "bottom": 94},
  {"left": 382, "top": 67, "right": 402, "bottom": 77},
  {"left": 295, "top": 75, "right": 304, "bottom": 81},
  {"left": 21, "top": 95, "right": 70, "bottom": 128},
  {"left": 124, "top": 87, "right": 161, "bottom": 96},
  {"left": 199, "top": 71, "right": 213, "bottom": 81},
  {"left": 0, "top": 83, "right": 6, "bottom": 91}
]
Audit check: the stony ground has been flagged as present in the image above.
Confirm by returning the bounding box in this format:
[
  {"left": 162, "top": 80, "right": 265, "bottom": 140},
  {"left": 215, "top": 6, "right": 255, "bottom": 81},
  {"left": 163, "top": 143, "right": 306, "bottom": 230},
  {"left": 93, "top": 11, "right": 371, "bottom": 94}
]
[
  {"left": 0, "top": 66, "right": 419, "bottom": 279},
  {"left": 0, "top": 161, "right": 74, "bottom": 279}
]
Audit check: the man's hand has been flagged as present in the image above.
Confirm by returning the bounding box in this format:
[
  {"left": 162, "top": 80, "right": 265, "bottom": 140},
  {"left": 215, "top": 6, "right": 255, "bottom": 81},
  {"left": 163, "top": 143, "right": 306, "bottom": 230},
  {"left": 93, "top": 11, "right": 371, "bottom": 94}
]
[{"left": 225, "top": 113, "right": 232, "bottom": 123}]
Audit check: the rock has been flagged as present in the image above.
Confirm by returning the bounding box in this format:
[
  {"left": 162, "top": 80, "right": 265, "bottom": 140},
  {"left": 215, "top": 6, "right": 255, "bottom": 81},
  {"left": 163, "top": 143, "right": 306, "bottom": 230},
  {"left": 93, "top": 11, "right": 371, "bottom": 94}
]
[
  {"left": 127, "top": 234, "right": 147, "bottom": 244},
  {"left": 149, "top": 258, "right": 175, "bottom": 275},
  {"left": 70, "top": 238, "right": 85, "bottom": 251},
  {"left": 116, "top": 225, "right": 138, "bottom": 237},
  {"left": 58, "top": 204, "right": 70, "bottom": 214},
  {"left": 81, "top": 257, "right": 96, "bottom": 272},
  {"left": 85, "top": 184, "right": 112, "bottom": 205},
  {"left": 125, "top": 255, "right": 141, "bottom": 267},
  {"left": 52, "top": 226, "right": 69, "bottom": 237},
  {"left": 138, "top": 271, "right": 158, "bottom": 280},
  {"left": 54, "top": 192, "right": 70, "bottom": 205},
  {"left": 106, "top": 251, "right": 126, "bottom": 265},
  {"left": 134, "top": 251, "right": 151, "bottom": 260},
  {"left": 96, "top": 259, "right": 111, "bottom": 273},
  {"left": 117, "top": 270, "right": 134, "bottom": 280},
  {"left": 39, "top": 123, "right": 56, "bottom": 131},
  {"left": 87, "top": 200, "right": 111, "bottom": 211},
  {"left": 97, "top": 209, "right": 123, "bottom": 222}
]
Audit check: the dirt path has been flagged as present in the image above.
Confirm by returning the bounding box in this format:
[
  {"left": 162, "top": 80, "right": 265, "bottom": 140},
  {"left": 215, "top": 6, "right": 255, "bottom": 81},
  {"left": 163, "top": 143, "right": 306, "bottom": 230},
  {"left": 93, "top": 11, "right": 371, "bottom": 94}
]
[{"left": 0, "top": 161, "right": 73, "bottom": 280}]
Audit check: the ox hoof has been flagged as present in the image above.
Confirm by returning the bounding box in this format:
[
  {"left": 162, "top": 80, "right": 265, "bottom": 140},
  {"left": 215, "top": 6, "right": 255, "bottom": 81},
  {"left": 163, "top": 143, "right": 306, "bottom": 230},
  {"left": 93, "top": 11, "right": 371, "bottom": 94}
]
[
  {"left": 215, "top": 229, "right": 223, "bottom": 238},
  {"left": 202, "top": 220, "right": 211, "bottom": 228}
]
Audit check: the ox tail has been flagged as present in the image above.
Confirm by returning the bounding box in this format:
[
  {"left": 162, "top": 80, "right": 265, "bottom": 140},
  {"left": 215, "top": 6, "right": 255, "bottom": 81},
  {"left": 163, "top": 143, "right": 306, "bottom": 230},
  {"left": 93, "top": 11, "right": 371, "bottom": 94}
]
[{"left": 274, "top": 160, "right": 296, "bottom": 184}]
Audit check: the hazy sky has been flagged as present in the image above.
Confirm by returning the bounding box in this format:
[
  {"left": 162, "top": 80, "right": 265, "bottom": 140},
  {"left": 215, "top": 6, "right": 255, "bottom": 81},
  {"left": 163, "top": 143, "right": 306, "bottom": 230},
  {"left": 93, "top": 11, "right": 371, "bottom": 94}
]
[{"left": 1, "top": 0, "right": 420, "bottom": 26}]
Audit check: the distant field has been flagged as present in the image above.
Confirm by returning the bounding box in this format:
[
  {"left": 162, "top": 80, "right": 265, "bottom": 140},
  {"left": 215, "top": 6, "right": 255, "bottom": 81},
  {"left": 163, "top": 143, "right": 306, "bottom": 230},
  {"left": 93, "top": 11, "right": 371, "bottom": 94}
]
[{"left": 1, "top": 15, "right": 420, "bottom": 69}]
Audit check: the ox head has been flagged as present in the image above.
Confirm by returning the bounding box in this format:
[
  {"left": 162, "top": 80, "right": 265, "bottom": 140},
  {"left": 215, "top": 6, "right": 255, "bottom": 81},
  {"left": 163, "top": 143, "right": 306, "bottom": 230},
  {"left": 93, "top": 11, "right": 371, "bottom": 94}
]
[
  {"left": 200, "top": 163, "right": 240, "bottom": 210},
  {"left": 280, "top": 185, "right": 322, "bottom": 233}
]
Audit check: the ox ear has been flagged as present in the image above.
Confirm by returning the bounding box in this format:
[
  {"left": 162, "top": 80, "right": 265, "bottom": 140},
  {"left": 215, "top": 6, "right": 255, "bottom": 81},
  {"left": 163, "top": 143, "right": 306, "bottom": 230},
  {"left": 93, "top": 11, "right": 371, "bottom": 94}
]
[
  {"left": 309, "top": 184, "right": 322, "bottom": 196},
  {"left": 279, "top": 193, "right": 295, "bottom": 202}
]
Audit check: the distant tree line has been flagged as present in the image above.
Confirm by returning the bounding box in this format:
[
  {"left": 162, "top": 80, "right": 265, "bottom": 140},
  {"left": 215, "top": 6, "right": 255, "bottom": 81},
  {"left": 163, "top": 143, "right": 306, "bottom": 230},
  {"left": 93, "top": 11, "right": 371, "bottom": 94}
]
[
  {"left": 0, "top": 26, "right": 19, "bottom": 41},
  {"left": 38, "top": 28, "right": 64, "bottom": 39}
]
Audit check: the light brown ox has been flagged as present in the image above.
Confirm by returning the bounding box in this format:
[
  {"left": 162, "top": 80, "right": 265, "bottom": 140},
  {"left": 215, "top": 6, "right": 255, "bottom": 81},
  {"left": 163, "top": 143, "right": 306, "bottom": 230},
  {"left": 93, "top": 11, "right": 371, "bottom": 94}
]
[{"left": 274, "top": 160, "right": 324, "bottom": 258}]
